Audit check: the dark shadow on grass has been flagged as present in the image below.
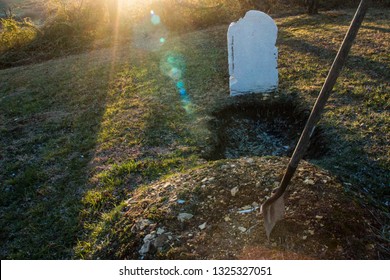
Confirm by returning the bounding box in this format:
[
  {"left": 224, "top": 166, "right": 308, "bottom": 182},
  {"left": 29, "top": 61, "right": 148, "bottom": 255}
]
[
  {"left": 278, "top": 13, "right": 351, "bottom": 28},
  {"left": 362, "top": 25, "right": 390, "bottom": 33},
  {"left": 310, "top": 123, "right": 390, "bottom": 218},
  {"left": 278, "top": 9, "right": 389, "bottom": 29},
  {"left": 278, "top": 30, "right": 390, "bottom": 83},
  {"left": 0, "top": 51, "right": 120, "bottom": 259}
]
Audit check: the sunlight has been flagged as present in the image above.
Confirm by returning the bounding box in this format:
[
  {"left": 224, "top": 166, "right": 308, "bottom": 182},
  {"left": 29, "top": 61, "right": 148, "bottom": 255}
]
[
  {"left": 108, "top": 1, "right": 195, "bottom": 113},
  {"left": 108, "top": 0, "right": 122, "bottom": 88},
  {"left": 132, "top": 9, "right": 168, "bottom": 50}
]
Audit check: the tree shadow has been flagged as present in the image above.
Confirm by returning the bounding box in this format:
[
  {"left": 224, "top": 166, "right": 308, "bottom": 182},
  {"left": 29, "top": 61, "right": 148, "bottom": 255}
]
[
  {"left": 362, "top": 25, "right": 390, "bottom": 33},
  {"left": 308, "top": 122, "right": 390, "bottom": 209},
  {"left": 0, "top": 46, "right": 127, "bottom": 259},
  {"left": 278, "top": 13, "right": 351, "bottom": 29},
  {"left": 278, "top": 29, "right": 390, "bottom": 83},
  {"left": 277, "top": 9, "right": 389, "bottom": 29}
]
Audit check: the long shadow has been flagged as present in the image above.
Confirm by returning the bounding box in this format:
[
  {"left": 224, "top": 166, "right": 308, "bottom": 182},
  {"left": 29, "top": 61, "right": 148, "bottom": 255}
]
[
  {"left": 309, "top": 122, "right": 390, "bottom": 208},
  {"left": 278, "top": 13, "right": 351, "bottom": 29},
  {"left": 277, "top": 8, "right": 389, "bottom": 29},
  {"left": 362, "top": 25, "right": 390, "bottom": 33},
  {"left": 278, "top": 30, "right": 390, "bottom": 83},
  {"left": 0, "top": 47, "right": 120, "bottom": 259}
]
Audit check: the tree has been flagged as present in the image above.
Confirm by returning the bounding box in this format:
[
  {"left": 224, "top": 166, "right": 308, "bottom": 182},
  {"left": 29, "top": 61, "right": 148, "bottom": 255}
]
[
  {"left": 239, "top": 0, "right": 321, "bottom": 15},
  {"left": 305, "top": 0, "right": 319, "bottom": 14},
  {"left": 239, "top": 0, "right": 272, "bottom": 13}
]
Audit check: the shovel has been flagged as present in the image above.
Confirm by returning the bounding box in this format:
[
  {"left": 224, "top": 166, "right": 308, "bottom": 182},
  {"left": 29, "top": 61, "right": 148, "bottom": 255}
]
[{"left": 260, "top": 0, "right": 369, "bottom": 238}]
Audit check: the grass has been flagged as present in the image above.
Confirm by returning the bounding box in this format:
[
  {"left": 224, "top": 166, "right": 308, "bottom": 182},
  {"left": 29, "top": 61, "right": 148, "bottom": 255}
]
[
  {"left": 0, "top": 8, "right": 389, "bottom": 259},
  {"left": 276, "top": 11, "right": 389, "bottom": 229}
]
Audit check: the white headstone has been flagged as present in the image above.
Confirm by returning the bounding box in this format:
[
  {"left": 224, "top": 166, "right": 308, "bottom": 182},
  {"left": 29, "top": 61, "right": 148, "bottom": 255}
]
[{"left": 228, "top": 10, "right": 278, "bottom": 96}]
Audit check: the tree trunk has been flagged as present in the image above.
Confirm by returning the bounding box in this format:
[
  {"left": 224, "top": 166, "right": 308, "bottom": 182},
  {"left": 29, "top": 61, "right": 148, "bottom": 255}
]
[
  {"left": 239, "top": 0, "right": 271, "bottom": 12},
  {"left": 306, "top": 0, "right": 319, "bottom": 15}
]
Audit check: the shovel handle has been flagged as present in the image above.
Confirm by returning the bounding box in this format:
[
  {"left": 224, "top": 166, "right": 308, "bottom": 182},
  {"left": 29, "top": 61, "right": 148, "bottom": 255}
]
[{"left": 262, "top": 0, "right": 369, "bottom": 209}]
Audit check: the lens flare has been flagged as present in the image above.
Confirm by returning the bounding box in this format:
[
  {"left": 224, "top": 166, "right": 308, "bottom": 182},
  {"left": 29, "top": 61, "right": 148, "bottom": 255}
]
[
  {"left": 133, "top": 11, "right": 168, "bottom": 51},
  {"left": 161, "top": 53, "right": 186, "bottom": 78},
  {"left": 151, "top": 14, "right": 161, "bottom": 25},
  {"left": 160, "top": 52, "right": 193, "bottom": 114},
  {"left": 176, "top": 80, "right": 185, "bottom": 89},
  {"left": 167, "top": 56, "right": 176, "bottom": 64},
  {"left": 169, "top": 67, "right": 182, "bottom": 80}
]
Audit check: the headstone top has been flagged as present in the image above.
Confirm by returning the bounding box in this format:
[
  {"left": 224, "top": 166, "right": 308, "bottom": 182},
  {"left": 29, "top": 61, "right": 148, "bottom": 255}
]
[
  {"left": 229, "top": 10, "right": 277, "bottom": 34},
  {"left": 228, "top": 10, "right": 278, "bottom": 96}
]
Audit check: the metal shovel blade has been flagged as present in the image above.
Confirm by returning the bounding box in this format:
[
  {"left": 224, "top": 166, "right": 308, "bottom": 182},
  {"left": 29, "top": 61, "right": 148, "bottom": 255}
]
[{"left": 261, "top": 194, "right": 285, "bottom": 238}]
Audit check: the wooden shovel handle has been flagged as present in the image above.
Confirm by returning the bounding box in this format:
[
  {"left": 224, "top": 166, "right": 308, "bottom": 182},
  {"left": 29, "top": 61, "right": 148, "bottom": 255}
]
[{"left": 262, "top": 0, "right": 369, "bottom": 209}]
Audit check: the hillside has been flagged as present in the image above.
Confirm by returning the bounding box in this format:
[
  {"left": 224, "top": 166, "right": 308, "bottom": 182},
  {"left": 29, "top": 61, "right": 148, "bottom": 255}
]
[
  {"left": 0, "top": 0, "right": 45, "bottom": 21},
  {"left": 0, "top": 8, "right": 389, "bottom": 259}
]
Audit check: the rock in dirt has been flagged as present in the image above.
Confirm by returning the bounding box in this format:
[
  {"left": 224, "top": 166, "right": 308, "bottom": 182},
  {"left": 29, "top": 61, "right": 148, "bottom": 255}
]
[
  {"left": 163, "top": 182, "right": 173, "bottom": 188},
  {"left": 231, "top": 187, "right": 239, "bottom": 197},
  {"left": 144, "top": 233, "right": 156, "bottom": 242},
  {"left": 177, "top": 213, "right": 194, "bottom": 222},
  {"left": 132, "top": 218, "right": 153, "bottom": 232},
  {"left": 303, "top": 178, "right": 315, "bottom": 185},
  {"left": 238, "top": 226, "right": 247, "bottom": 233},
  {"left": 199, "top": 222, "right": 207, "bottom": 230},
  {"left": 139, "top": 241, "right": 151, "bottom": 255},
  {"left": 139, "top": 234, "right": 156, "bottom": 255}
]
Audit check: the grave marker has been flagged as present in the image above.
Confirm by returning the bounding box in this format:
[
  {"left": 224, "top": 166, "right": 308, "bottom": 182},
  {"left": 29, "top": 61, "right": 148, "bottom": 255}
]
[{"left": 228, "top": 10, "right": 278, "bottom": 96}]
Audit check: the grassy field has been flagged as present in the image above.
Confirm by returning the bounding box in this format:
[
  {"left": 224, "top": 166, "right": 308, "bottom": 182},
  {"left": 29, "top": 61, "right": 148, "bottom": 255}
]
[{"left": 0, "top": 8, "right": 389, "bottom": 259}]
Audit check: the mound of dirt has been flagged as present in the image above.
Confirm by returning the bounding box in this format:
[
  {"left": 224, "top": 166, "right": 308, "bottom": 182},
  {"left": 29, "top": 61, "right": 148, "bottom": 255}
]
[{"left": 95, "top": 157, "right": 380, "bottom": 259}]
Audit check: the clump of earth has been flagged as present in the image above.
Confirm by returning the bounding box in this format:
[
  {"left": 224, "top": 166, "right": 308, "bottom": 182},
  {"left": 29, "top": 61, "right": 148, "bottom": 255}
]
[{"left": 90, "top": 157, "right": 382, "bottom": 259}]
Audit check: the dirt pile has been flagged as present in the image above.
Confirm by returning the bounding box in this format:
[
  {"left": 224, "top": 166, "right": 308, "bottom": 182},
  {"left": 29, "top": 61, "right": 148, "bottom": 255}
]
[{"left": 91, "top": 157, "right": 381, "bottom": 259}]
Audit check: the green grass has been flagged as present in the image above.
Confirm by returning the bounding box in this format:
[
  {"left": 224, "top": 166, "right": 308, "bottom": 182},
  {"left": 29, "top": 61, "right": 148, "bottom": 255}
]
[{"left": 0, "top": 8, "right": 389, "bottom": 259}]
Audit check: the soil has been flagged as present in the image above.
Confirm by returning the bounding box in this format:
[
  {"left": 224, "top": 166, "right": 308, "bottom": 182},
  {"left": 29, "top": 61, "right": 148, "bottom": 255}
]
[
  {"left": 203, "top": 96, "right": 328, "bottom": 160},
  {"left": 99, "top": 157, "right": 383, "bottom": 259}
]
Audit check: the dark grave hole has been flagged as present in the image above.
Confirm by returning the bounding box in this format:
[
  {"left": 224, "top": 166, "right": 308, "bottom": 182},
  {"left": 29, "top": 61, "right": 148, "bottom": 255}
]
[{"left": 204, "top": 97, "right": 328, "bottom": 160}]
